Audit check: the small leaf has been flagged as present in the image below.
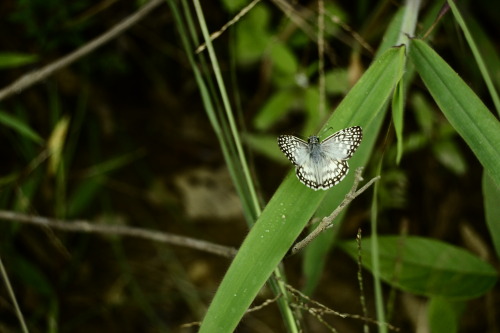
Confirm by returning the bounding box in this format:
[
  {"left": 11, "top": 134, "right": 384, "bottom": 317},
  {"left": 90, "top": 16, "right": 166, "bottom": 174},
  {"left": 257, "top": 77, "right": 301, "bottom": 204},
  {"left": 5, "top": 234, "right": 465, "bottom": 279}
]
[
  {"left": 432, "top": 139, "right": 467, "bottom": 175},
  {"left": 269, "top": 42, "right": 298, "bottom": 75},
  {"left": 0, "top": 52, "right": 38, "bottom": 69},
  {"left": 253, "top": 90, "right": 297, "bottom": 130},
  {"left": 47, "top": 116, "right": 70, "bottom": 175},
  {"left": 0, "top": 110, "right": 43, "bottom": 144}
]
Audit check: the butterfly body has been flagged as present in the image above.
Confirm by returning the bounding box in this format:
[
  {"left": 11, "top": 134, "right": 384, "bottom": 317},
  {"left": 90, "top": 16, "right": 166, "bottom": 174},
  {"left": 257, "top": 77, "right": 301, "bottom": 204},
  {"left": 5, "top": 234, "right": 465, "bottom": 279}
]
[{"left": 277, "top": 126, "right": 363, "bottom": 190}]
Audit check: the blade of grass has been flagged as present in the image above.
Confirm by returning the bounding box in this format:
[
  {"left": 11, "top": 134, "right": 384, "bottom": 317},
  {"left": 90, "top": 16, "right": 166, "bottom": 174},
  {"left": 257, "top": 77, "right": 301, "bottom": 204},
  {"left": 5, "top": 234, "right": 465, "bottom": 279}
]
[
  {"left": 199, "top": 46, "right": 405, "bottom": 332},
  {"left": 192, "top": 0, "right": 260, "bottom": 219},
  {"left": 446, "top": 0, "right": 500, "bottom": 115},
  {"left": 0, "top": 110, "right": 43, "bottom": 144},
  {"left": 409, "top": 39, "right": 500, "bottom": 186},
  {"left": 371, "top": 158, "right": 386, "bottom": 333},
  {"left": 170, "top": 1, "right": 298, "bottom": 330}
]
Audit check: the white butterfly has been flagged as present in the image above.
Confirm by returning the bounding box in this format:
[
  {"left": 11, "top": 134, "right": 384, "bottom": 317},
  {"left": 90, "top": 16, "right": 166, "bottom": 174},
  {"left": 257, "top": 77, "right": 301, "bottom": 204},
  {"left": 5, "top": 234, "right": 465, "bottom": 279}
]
[{"left": 277, "top": 126, "right": 363, "bottom": 190}]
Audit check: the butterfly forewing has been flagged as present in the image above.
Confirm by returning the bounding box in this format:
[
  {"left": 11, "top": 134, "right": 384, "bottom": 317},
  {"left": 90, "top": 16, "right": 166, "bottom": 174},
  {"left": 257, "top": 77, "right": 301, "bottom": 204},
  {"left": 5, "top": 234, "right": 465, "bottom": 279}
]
[
  {"left": 320, "top": 126, "right": 363, "bottom": 160},
  {"left": 277, "top": 135, "right": 309, "bottom": 165},
  {"left": 277, "top": 126, "right": 363, "bottom": 190}
]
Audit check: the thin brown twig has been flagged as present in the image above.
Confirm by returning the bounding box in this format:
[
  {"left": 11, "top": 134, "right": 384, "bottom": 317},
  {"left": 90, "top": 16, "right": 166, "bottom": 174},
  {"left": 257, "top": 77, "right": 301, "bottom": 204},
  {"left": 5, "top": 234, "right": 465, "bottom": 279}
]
[
  {"left": 0, "top": 210, "right": 237, "bottom": 258},
  {"left": 0, "top": 257, "right": 29, "bottom": 333},
  {"left": 356, "top": 228, "right": 369, "bottom": 333},
  {"left": 318, "top": 0, "right": 326, "bottom": 118},
  {"left": 283, "top": 281, "right": 399, "bottom": 331},
  {"left": 291, "top": 168, "right": 380, "bottom": 254},
  {"left": 195, "top": 0, "right": 262, "bottom": 54},
  {"left": 180, "top": 293, "right": 282, "bottom": 329},
  {"left": 0, "top": 0, "right": 164, "bottom": 102}
]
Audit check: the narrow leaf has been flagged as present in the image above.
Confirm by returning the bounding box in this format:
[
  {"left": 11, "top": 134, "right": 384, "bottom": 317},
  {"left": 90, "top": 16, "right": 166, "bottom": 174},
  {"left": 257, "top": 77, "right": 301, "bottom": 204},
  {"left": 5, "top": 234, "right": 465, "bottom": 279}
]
[
  {"left": 409, "top": 39, "right": 500, "bottom": 186},
  {"left": 0, "top": 110, "right": 43, "bottom": 144}
]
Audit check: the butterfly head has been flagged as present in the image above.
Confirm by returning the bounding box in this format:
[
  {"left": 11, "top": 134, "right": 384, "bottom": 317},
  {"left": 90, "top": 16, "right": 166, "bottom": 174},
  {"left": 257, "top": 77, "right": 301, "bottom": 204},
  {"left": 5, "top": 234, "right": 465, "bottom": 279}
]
[{"left": 307, "top": 136, "right": 320, "bottom": 144}]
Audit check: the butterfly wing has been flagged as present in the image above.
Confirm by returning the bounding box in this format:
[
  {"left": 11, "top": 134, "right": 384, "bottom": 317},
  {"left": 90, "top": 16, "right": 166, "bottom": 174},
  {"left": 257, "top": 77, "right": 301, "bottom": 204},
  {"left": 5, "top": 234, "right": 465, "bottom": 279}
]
[
  {"left": 297, "top": 156, "right": 349, "bottom": 190},
  {"left": 277, "top": 135, "right": 309, "bottom": 166},
  {"left": 278, "top": 127, "right": 362, "bottom": 190},
  {"left": 320, "top": 126, "right": 363, "bottom": 160}
]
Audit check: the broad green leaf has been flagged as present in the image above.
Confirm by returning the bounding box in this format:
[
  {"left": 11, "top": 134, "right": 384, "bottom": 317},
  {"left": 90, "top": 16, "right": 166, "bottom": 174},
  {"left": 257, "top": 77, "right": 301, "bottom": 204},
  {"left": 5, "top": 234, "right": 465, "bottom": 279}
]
[
  {"left": 0, "top": 110, "right": 43, "bottom": 144},
  {"left": 340, "top": 236, "right": 498, "bottom": 299},
  {"left": 409, "top": 39, "right": 500, "bottom": 186},
  {"left": 199, "top": 46, "right": 405, "bottom": 333}
]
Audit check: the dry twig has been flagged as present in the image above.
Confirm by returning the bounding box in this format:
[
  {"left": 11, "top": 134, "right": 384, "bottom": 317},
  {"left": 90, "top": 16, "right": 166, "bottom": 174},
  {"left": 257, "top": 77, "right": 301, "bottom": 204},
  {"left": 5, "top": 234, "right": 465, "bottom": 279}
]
[
  {"left": 0, "top": 210, "right": 237, "bottom": 258},
  {"left": 291, "top": 168, "right": 380, "bottom": 254},
  {"left": 0, "top": 0, "right": 164, "bottom": 102}
]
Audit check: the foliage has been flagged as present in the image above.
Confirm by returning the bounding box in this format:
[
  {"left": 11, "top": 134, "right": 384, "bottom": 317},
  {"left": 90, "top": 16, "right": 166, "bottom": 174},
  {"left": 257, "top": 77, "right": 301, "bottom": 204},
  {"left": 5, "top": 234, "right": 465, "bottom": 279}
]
[{"left": 0, "top": 0, "right": 499, "bottom": 332}]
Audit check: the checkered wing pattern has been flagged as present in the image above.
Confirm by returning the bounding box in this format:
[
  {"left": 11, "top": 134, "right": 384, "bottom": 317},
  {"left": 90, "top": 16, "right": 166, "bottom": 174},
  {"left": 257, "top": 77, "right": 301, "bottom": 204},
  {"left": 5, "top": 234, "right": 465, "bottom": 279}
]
[{"left": 277, "top": 135, "right": 309, "bottom": 166}]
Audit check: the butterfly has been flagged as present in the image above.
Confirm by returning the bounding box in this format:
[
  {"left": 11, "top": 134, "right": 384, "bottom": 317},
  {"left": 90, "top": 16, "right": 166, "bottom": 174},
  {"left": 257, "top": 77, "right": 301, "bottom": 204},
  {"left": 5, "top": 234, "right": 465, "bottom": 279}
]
[{"left": 277, "top": 126, "right": 363, "bottom": 190}]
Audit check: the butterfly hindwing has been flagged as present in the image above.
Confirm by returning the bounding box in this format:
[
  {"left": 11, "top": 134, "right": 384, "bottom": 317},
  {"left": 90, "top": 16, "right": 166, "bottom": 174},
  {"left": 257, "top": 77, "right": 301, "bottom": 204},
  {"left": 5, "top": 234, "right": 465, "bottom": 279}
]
[{"left": 296, "top": 156, "right": 349, "bottom": 190}]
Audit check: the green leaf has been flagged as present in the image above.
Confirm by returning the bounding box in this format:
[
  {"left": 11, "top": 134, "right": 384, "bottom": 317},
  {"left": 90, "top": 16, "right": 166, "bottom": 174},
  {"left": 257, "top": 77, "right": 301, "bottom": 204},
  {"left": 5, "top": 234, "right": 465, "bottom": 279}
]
[
  {"left": 219, "top": 0, "right": 248, "bottom": 13},
  {"left": 432, "top": 139, "right": 467, "bottom": 175},
  {"left": 428, "top": 297, "right": 466, "bottom": 333},
  {"left": 269, "top": 42, "right": 298, "bottom": 75},
  {"left": 483, "top": 171, "right": 500, "bottom": 259},
  {"left": 0, "top": 110, "right": 43, "bottom": 144},
  {"left": 67, "top": 177, "right": 103, "bottom": 217},
  {"left": 235, "top": 4, "right": 271, "bottom": 65},
  {"left": 0, "top": 52, "right": 38, "bottom": 69},
  {"left": 409, "top": 39, "right": 500, "bottom": 186},
  {"left": 11, "top": 256, "right": 56, "bottom": 298},
  {"left": 324, "top": 69, "right": 349, "bottom": 95},
  {"left": 302, "top": 7, "right": 409, "bottom": 295},
  {"left": 199, "top": 46, "right": 405, "bottom": 333},
  {"left": 391, "top": 80, "right": 405, "bottom": 164},
  {"left": 340, "top": 236, "right": 498, "bottom": 299},
  {"left": 253, "top": 90, "right": 297, "bottom": 131},
  {"left": 244, "top": 133, "right": 285, "bottom": 162},
  {"left": 410, "top": 92, "right": 435, "bottom": 137}
]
